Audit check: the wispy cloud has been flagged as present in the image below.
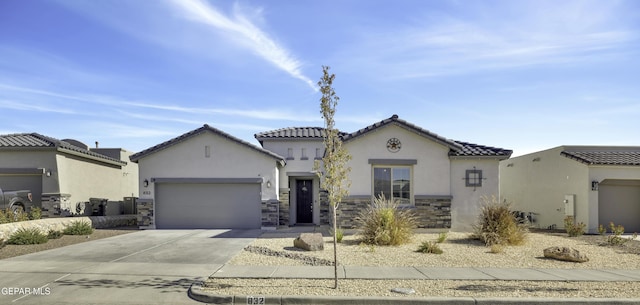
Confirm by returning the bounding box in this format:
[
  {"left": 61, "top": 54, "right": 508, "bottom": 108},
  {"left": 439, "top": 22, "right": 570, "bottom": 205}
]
[
  {"left": 0, "top": 99, "right": 76, "bottom": 114},
  {"left": 167, "top": 0, "right": 316, "bottom": 90},
  {"left": 340, "top": 1, "right": 636, "bottom": 80}
]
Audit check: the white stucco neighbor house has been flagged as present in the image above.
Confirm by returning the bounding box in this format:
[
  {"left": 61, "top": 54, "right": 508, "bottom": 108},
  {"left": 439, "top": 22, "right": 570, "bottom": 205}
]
[
  {"left": 0, "top": 133, "right": 138, "bottom": 216},
  {"left": 132, "top": 115, "right": 511, "bottom": 231},
  {"left": 129, "top": 124, "right": 285, "bottom": 229},
  {"left": 256, "top": 114, "right": 512, "bottom": 231},
  {"left": 500, "top": 146, "right": 640, "bottom": 233}
]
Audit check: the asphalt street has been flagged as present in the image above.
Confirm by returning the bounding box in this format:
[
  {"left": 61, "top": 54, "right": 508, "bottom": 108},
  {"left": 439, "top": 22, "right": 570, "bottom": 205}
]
[{"left": 0, "top": 229, "right": 260, "bottom": 304}]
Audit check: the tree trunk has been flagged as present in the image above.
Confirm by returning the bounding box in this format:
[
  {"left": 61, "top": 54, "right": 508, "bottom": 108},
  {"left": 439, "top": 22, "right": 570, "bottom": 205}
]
[{"left": 332, "top": 204, "right": 338, "bottom": 289}]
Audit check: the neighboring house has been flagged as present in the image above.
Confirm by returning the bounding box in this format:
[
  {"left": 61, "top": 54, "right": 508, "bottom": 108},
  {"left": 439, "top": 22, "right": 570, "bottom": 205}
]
[
  {"left": 129, "top": 124, "right": 285, "bottom": 229},
  {"left": 257, "top": 115, "right": 512, "bottom": 231},
  {"left": 500, "top": 146, "right": 640, "bottom": 233},
  {"left": 0, "top": 133, "right": 138, "bottom": 216}
]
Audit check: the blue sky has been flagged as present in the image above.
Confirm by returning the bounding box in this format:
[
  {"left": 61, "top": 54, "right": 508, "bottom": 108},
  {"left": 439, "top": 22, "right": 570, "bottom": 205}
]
[{"left": 1, "top": 0, "right": 638, "bottom": 156}]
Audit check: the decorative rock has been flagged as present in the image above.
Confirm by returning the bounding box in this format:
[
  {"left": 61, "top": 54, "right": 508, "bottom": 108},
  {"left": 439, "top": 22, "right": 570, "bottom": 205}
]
[
  {"left": 543, "top": 246, "right": 589, "bottom": 263},
  {"left": 293, "top": 233, "right": 324, "bottom": 251},
  {"left": 391, "top": 288, "right": 416, "bottom": 295}
]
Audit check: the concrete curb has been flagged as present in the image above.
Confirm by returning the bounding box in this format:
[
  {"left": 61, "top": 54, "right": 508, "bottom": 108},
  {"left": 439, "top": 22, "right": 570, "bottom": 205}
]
[{"left": 188, "top": 282, "right": 640, "bottom": 305}]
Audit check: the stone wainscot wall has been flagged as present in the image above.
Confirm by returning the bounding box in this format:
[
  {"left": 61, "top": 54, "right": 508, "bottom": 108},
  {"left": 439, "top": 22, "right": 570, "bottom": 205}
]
[{"left": 319, "top": 193, "right": 452, "bottom": 229}]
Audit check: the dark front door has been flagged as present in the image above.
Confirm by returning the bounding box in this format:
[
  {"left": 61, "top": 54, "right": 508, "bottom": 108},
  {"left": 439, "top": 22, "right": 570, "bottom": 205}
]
[{"left": 296, "top": 180, "right": 313, "bottom": 223}]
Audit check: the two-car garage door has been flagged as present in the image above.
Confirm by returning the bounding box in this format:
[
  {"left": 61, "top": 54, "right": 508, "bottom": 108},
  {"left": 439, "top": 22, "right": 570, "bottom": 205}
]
[{"left": 155, "top": 182, "right": 261, "bottom": 229}]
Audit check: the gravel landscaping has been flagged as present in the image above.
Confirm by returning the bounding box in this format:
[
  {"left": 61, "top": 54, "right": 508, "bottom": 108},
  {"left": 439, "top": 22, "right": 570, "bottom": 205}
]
[
  {"left": 206, "top": 229, "right": 640, "bottom": 298},
  {"left": 0, "top": 227, "right": 138, "bottom": 260}
]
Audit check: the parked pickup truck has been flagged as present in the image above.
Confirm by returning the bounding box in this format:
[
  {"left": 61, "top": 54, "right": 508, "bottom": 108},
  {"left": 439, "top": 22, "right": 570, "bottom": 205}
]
[{"left": 0, "top": 187, "right": 33, "bottom": 214}]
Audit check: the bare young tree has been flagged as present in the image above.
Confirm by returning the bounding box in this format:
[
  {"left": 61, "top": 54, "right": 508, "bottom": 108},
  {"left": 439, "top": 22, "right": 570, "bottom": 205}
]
[{"left": 314, "top": 65, "right": 351, "bottom": 289}]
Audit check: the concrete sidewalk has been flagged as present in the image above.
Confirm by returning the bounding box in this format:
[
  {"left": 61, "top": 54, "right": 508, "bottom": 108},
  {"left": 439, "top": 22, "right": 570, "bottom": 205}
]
[
  {"left": 210, "top": 264, "right": 640, "bottom": 282},
  {"left": 188, "top": 265, "right": 640, "bottom": 304}
]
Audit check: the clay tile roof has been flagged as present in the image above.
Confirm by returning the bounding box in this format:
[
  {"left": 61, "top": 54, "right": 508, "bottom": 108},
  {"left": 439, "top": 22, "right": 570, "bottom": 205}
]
[
  {"left": 450, "top": 141, "right": 513, "bottom": 158},
  {"left": 255, "top": 127, "right": 348, "bottom": 140},
  {"left": 0, "top": 133, "right": 126, "bottom": 165},
  {"left": 561, "top": 149, "right": 640, "bottom": 166},
  {"left": 130, "top": 124, "right": 285, "bottom": 163}
]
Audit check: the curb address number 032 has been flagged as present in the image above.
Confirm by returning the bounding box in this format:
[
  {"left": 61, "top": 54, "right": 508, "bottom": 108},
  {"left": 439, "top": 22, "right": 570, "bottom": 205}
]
[{"left": 247, "top": 296, "right": 265, "bottom": 304}]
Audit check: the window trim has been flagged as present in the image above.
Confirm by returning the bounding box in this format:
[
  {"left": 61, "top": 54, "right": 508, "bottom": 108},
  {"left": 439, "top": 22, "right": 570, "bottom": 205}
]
[
  {"left": 465, "top": 169, "right": 483, "bottom": 187},
  {"left": 371, "top": 165, "right": 413, "bottom": 205}
]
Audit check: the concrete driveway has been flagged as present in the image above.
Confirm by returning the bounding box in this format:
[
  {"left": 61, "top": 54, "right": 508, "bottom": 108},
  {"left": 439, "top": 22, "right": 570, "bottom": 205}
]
[{"left": 0, "top": 229, "right": 260, "bottom": 304}]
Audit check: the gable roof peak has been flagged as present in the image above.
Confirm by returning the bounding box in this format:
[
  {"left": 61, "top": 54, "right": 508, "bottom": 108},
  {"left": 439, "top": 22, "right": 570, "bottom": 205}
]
[{"left": 130, "top": 124, "right": 285, "bottom": 163}]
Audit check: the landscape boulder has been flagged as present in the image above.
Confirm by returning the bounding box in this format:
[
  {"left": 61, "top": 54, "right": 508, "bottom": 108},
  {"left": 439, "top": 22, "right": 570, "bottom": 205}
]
[
  {"left": 293, "top": 233, "right": 324, "bottom": 251},
  {"left": 543, "top": 246, "right": 589, "bottom": 263}
]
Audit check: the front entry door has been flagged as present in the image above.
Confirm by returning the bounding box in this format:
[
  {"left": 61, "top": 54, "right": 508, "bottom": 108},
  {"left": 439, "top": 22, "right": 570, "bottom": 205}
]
[{"left": 296, "top": 180, "right": 313, "bottom": 223}]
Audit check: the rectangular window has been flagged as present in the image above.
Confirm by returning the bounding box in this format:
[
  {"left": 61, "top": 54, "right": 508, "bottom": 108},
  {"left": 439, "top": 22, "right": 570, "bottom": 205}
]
[
  {"left": 301, "top": 148, "right": 308, "bottom": 160},
  {"left": 287, "top": 148, "right": 294, "bottom": 160},
  {"left": 465, "top": 169, "right": 483, "bottom": 187},
  {"left": 315, "top": 148, "right": 323, "bottom": 159},
  {"left": 205, "top": 145, "right": 211, "bottom": 158},
  {"left": 373, "top": 166, "right": 411, "bottom": 205}
]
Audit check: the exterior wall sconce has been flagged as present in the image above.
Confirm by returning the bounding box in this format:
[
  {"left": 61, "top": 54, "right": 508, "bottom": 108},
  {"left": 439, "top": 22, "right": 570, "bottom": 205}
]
[
  {"left": 266, "top": 180, "right": 272, "bottom": 188},
  {"left": 591, "top": 180, "right": 599, "bottom": 191},
  {"left": 46, "top": 171, "right": 51, "bottom": 177},
  {"left": 143, "top": 179, "right": 149, "bottom": 188}
]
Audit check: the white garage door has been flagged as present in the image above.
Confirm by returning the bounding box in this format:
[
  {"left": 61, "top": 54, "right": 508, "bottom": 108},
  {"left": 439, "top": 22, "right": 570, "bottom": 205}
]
[
  {"left": 599, "top": 179, "right": 640, "bottom": 233},
  {"left": 155, "top": 182, "right": 261, "bottom": 229}
]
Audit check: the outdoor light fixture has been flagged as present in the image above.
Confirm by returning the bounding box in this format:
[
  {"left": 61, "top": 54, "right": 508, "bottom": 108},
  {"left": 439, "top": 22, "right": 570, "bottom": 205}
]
[
  {"left": 143, "top": 179, "right": 149, "bottom": 188},
  {"left": 46, "top": 171, "right": 51, "bottom": 177},
  {"left": 591, "top": 180, "right": 599, "bottom": 191},
  {"left": 266, "top": 180, "right": 272, "bottom": 188}
]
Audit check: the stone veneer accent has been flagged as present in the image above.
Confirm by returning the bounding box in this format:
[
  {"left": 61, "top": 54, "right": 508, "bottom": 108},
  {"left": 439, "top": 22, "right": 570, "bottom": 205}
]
[
  {"left": 318, "top": 192, "right": 452, "bottom": 229},
  {"left": 414, "top": 196, "right": 452, "bottom": 229},
  {"left": 278, "top": 188, "right": 290, "bottom": 226},
  {"left": 41, "top": 193, "right": 72, "bottom": 218},
  {"left": 136, "top": 198, "right": 154, "bottom": 228},
  {"left": 0, "top": 215, "right": 136, "bottom": 243},
  {"left": 261, "top": 199, "right": 279, "bottom": 229}
]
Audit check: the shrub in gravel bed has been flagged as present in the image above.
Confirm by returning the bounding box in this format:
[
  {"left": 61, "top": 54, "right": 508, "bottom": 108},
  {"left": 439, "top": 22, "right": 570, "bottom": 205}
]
[
  {"left": 471, "top": 196, "right": 527, "bottom": 246},
  {"left": 47, "top": 230, "right": 64, "bottom": 239},
  {"left": 417, "top": 241, "right": 443, "bottom": 254},
  {"left": 63, "top": 220, "right": 94, "bottom": 235},
  {"left": 564, "top": 216, "right": 586, "bottom": 237},
  {"left": 8, "top": 228, "right": 48, "bottom": 245},
  {"left": 356, "top": 195, "right": 417, "bottom": 246}
]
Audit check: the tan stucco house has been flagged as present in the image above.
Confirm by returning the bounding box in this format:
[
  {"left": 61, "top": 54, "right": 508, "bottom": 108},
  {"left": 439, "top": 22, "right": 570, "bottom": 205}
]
[
  {"left": 0, "top": 133, "right": 138, "bottom": 216},
  {"left": 257, "top": 115, "right": 512, "bottom": 231},
  {"left": 500, "top": 146, "right": 640, "bottom": 233},
  {"left": 131, "top": 115, "right": 511, "bottom": 231},
  {"left": 129, "top": 125, "right": 285, "bottom": 229}
]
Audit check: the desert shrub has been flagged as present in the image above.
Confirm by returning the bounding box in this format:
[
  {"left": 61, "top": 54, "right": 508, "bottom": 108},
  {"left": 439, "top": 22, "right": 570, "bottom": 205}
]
[
  {"left": 335, "top": 227, "right": 344, "bottom": 243},
  {"left": 357, "top": 195, "right": 417, "bottom": 246},
  {"left": 564, "top": 216, "right": 586, "bottom": 237},
  {"left": 63, "top": 220, "right": 94, "bottom": 235},
  {"left": 417, "top": 241, "right": 443, "bottom": 254},
  {"left": 606, "top": 221, "right": 627, "bottom": 246},
  {"left": 47, "top": 230, "right": 64, "bottom": 239},
  {"left": 29, "top": 207, "right": 42, "bottom": 220},
  {"left": 489, "top": 244, "right": 504, "bottom": 254},
  {"left": 0, "top": 209, "right": 9, "bottom": 224},
  {"left": 8, "top": 228, "right": 48, "bottom": 245},
  {"left": 436, "top": 232, "right": 448, "bottom": 243},
  {"left": 598, "top": 224, "right": 606, "bottom": 235},
  {"left": 471, "top": 196, "right": 528, "bottom": 246}
]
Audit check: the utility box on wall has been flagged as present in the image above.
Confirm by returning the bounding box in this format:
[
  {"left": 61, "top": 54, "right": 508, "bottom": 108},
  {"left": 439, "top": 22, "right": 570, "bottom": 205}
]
[{"left": 564, "top": 194, "right": 575, "bottom": 217}]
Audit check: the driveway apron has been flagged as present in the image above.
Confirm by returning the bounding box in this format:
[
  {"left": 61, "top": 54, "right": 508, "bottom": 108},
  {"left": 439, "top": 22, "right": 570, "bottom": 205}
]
[{"left": 0, "top": 229, "right": 259, "bottom": 305}]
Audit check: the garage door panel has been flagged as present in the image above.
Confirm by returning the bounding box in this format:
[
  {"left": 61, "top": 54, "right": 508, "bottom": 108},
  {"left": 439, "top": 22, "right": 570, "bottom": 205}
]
[
  {"left": 599, "top": 180, "right": 640, "bottom": 233},
  {"left": 155, "top": 183, "right": 261, "bottom": 229},
  {"left": 0, "top": 175, "right": 43, "bottom": 205}
]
